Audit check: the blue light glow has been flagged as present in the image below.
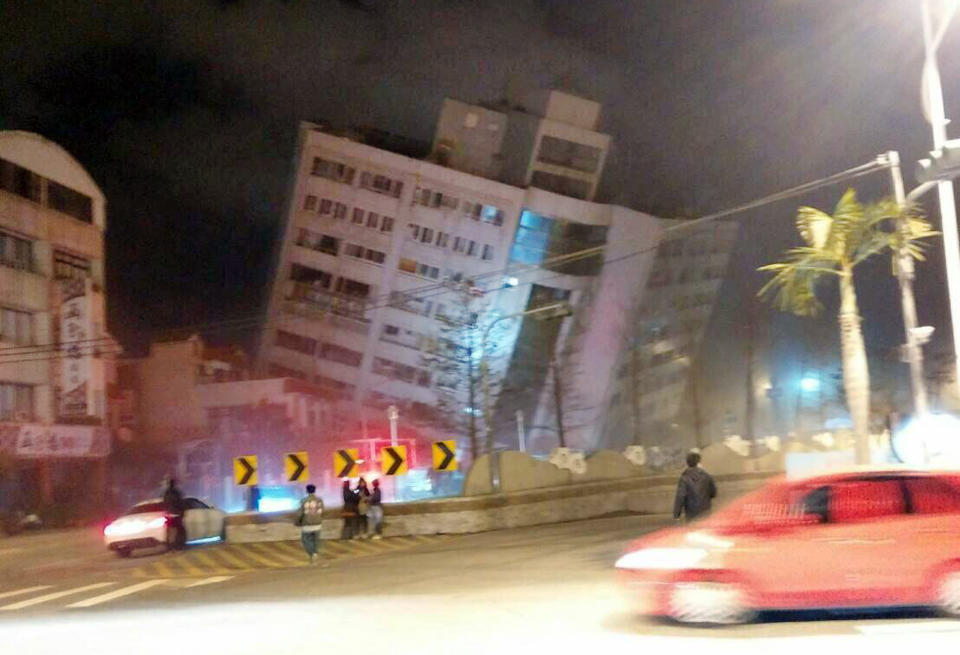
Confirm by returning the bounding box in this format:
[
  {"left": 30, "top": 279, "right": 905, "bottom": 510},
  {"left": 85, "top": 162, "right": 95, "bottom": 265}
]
[
  {"left": 185, "top": 535, "right": 222, "bottom": 546},
  {"left": 799, "top": 376, "right": 820, "bottom": 392},
  {"left": 258, "top": 496, "right": 298, "bottom": 513},
  {"left": 892, "top": 413, "right": 960, "bottom": 467}
]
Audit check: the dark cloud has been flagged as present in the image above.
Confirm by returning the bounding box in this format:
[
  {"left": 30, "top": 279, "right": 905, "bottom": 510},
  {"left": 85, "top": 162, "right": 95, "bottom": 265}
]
[{"left": 0, "top": 0, "right": 953, "bottom": 355}]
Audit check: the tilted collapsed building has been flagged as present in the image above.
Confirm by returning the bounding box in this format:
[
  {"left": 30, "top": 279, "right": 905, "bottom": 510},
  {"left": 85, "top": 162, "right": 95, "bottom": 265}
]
[{"left": 258, "top": 89, "right": 736, "bottom": 459}]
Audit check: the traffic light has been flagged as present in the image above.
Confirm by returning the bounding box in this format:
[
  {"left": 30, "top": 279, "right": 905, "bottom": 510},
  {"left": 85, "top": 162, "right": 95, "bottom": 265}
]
[{"left": 916, "top": 139, "right": 960, "bottom": 184}]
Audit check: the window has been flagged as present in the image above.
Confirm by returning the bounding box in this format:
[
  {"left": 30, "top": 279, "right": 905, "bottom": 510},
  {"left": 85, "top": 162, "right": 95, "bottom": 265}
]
[
  {"left": 0, "top": 232, "right": 33, "bottom": 272},
  {"left": 319, "top": 343, "right": 363, "bottom": 367},
  {"left": 319, "top": 199, "right": 333, "bottom": 216},
  {"left": 310, "top": 157, "right": 356, "bottom": 184},
  {"left": 467, "top": 240, "right": 478, "bottom": 257},
  {"left": 364, "top": 248, "right": 386, "bottom": 264},
  {"left": 366, "top": 212, "right": 379, "bottom": 229},
  {"left": 268, "top": 363, "right": 307, "bottom": 380},
  {"left": 372, "top": 357, "right": 429, "bottom": 386},
  {"left": 482, "top": 206, "right": 504, "bottom": 226},
  {"left": 536, "top": 135, "right": 602, "bottom": 173},
  {"left": 47, "top": 179, "right": 94, "bottom": 223},
  {"left": 416, "top": 187, "right": 431, "bottom": 206},
  {"left": 333, "top": 202, "right": 348, "bottom": 220},
  {"left": 529, "top": 170, "right": 591, "bottom": 200},
  {"left": 275, "top": 330, "right": 316, "bottom": 355},
  {"left": 409, "top": 223, "right": 421, "bottom": 240},
  {"left": 344, "top": 243, "right": 364, "bottom": 258},
  {"left": 828, "top": 479, "right": 906, "bottom": 523},
  {"left": 905, "top": 477, "right": 960, "bottom": 514},
  {"left": 352, "top": 208, "right": 365, "bottom": 225},
  {"left": 0, "top": 307, "right": 32, "bottom": 346},
  {"left": 361, "top": 171, "right": 403, "bottom": 197},
  {"left": 380, "top": 216, "right": 394, "bottom": 233},
  {"left": 453, "top": 237, "right": 466, "bottom": 253},
  {"left": 398, "top": 257, "right": 417, "bottom": 274},
  {"left": 335, "top": 276, "right": 370, "bottom": 298},
  {"left": 296, "top": 229, "right": 340, "bottom": 256},
  {"left": 436, "top": 231, "right": 450, "bottom": 248},
  {"left": 54, "top": 251, "right": 90, "bottom": 280},
  {"left": 416, "top": 263, "right": 440, "bottom": 279},
  {"left": 0, "top": 158, "right": 41, "bottom": 203},
  {"left": 481, "top": 244, "right": 494, "bottom": 261},
  {"left": 389, "top": 290, "right": 433, "bottom": 317},
  {"left": 303, "top": 195, "right": 318, "bottom": 211},
  {"left": 462, "top": 201, "right": 482, "bottom": 220},
  {"left": 289, "top": 263, "right": 333, "bottom": 288},
  {"left": 420, "top": 228, "right": 434, "bottom": 244}
]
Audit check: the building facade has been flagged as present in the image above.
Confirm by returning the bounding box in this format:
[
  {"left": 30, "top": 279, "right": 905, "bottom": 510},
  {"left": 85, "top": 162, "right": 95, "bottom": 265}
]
[
  {"left": 259, "top": 91, "right": 736, "bottom": 464},
  {"left": 0, "top": 131, "right": 111, "bottom": 514}
]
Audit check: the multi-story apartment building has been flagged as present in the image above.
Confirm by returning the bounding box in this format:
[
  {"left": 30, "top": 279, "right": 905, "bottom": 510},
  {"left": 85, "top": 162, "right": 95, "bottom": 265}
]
[
  {"left": 601, "top": 220, "right": 738, "bottom": 450},
  {"left": 259, "top": 91, "right": 736, "bottom": 462},
  {"left": 0, "top": 131, "right": 112, "bottom": 509}
]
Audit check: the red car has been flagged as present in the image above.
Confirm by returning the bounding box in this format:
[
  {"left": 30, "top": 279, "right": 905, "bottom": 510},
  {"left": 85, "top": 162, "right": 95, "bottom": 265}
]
[{"left": 616, "top": 467, "right": 960, "bottom": 624}]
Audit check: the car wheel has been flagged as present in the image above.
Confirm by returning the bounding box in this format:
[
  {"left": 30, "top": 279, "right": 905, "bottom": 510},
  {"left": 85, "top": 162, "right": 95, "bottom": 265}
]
[
  {"left": 667, "top": 581, "right": 754, "bottom": 625},
  {"left": 219, "top": 523, "right": 227, "bottom": 542},
  {"left": 937, "top": 571, "right": 960, "bottom": 617}
]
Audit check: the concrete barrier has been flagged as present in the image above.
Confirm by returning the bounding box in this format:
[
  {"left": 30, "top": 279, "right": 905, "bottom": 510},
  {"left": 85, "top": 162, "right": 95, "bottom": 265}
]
[{"left": 225, "top": 470, "right": 778, "bottom": 543}]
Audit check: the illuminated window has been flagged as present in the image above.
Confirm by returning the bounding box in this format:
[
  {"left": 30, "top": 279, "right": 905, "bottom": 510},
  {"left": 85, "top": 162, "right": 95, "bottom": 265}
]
[{"left": 398, "top": 257, "right": 418, "bottom": 274}]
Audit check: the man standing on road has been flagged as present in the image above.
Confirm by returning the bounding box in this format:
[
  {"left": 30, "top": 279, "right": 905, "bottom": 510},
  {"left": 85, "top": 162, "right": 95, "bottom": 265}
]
[
  {"left": 297, "top": 484, "right": 325, "bottom": 566},
  {"left": 367, "top": 479, "right": 383, "bottom": 540},
  {"left": 673, "top": 450, "right": 717, "bottom": 522},
  {"left": 162, "top": 478, "right": 186, "bottom": 550}
]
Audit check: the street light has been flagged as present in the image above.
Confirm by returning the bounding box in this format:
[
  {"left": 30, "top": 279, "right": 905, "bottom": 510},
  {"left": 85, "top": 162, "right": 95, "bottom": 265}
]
[
  {"left": 917, "top": 0, "right": 960, "bottom": 399},
  {"left": 481, "top": 301, "right": 572, "bottom": 492}
]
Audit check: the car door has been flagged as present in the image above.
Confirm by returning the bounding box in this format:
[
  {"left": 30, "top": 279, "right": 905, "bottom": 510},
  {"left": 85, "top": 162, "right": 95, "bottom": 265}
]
[
  {"left": 896, "top": 475, "right": 960, "bottom": 601},
  {"left": 821, "top": 477, "right": 914, "bottom": 606}
]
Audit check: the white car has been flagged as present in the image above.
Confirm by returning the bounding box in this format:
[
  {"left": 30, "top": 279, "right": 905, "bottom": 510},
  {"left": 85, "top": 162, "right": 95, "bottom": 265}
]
[{"left": 104, "top": 497, "right": 226, "bottom": 557}]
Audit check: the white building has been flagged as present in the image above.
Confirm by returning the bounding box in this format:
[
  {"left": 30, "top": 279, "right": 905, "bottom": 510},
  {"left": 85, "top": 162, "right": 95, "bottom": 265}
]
[
  {"left": 0, "top": 131, "right": 112, "bottom": 507},
  {"left": 259, "top": 91, "right": 735, "bottom": 460}
]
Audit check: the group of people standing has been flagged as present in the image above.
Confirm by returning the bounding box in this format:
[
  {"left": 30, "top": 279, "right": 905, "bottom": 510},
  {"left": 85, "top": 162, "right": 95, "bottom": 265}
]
[{"left": 341, "top": 478, "right": 383, "bottom": 540}]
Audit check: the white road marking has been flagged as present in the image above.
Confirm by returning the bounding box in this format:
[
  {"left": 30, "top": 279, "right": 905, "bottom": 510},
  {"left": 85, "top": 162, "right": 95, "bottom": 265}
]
[
  {"left": 185, "top": 575, "right": 234, "bottom": 588},
  {"left": 67, "top": 580, "right": 168, "bottom": 608},
  {"left": 857, "top": 620, "right": 960, "bottom": 634},
  {"left": 0, "top": 586, "right": 52, "bottom": 601},
  {"left": 0, "top": 582, "right": 114, "bottom": 611}
]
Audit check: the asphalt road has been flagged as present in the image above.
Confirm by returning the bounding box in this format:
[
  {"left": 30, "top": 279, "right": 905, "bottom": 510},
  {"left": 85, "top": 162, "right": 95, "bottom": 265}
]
[{"left": 1, "top": 514, "right": 959, "bottom": 654}]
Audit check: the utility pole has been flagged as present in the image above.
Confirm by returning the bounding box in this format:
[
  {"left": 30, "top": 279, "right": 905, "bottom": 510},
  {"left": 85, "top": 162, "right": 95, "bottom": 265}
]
[
  {"left": 885, "top": 150, "right": 930, "bottom": 417},
  {"left": 515, "top": 410, "right": 526, "bottom": 453},
  {"left": 745, "top": 300, "right": 757, "bottom": 452},
  {"left": 466, "top": 338, "right": 478, "bottom": 460},
  {"left": 630, "top": 339, "right": 642, "bottom": 445},
  {"left": 551, "top": 357, "right": 567, "bottom": 448}
]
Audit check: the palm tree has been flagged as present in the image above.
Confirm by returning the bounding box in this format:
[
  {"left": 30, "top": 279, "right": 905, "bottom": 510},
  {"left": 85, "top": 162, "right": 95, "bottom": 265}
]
[{"left": 758, "top": 189, "right": 936, "bottom": 463}]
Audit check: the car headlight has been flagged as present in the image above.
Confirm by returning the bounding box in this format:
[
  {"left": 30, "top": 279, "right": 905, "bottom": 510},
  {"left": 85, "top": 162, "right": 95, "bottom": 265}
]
[{"left": 614, "top": 547, "right": 708, "bottom": 570}]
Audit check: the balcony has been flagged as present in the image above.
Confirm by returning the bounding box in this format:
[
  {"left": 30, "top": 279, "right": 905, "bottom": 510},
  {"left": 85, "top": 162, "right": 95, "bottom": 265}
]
[{"left": 283, "top": 283, "right": 372, "bottom": 335}]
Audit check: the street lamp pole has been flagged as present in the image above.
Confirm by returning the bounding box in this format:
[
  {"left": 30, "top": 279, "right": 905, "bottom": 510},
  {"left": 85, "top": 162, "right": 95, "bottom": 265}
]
[
  {"left": 884, "top": 151, "right": 930, "bottom": 417},
  {"left": 921, "top": 0, "right": 960, "bottom": 397},
  {"left": 481, "top": 302, "right": 572, "bottom": 492}
]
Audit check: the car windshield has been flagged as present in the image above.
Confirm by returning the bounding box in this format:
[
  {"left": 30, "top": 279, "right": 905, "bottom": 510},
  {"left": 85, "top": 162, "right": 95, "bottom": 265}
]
[{"left": 125, "top": 502, "right": 167, "bottom": 515}]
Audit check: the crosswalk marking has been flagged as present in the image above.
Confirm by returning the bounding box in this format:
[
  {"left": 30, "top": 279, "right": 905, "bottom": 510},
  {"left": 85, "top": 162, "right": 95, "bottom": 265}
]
[
  {"left": 211, "top": 547, "right": 255, "bottom": 570},
  {"left": 0, "top": 586, "right": 52, "bottom": 601},
  {"left": 67, "top": 580, "right": 167, "bottom": 609},
  {"left": 186, "top": 575, "right": 234, "bottom": 588},
  {"left": 0, "top": 582, "right": 114, "bottom": 611},
  {"left": 246, "top": 542, "right": 302, "bottom": 566},
  {"left": 126, "top": 534, "right": 452, "bottom": 578}
]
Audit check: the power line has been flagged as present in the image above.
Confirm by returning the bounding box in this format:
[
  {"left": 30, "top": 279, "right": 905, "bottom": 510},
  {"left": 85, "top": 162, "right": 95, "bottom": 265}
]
[{"left": 0, "top": 156, "right": 890, "bottom": 363}]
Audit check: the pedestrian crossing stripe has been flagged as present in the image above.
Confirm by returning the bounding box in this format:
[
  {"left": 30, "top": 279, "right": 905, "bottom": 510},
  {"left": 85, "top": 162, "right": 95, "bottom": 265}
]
[
  {"left": 0, "top": 577, "right": 234, "bottom": 612},
  {"left": 128, "top": 534, "right": 451, "bottom": 578}
]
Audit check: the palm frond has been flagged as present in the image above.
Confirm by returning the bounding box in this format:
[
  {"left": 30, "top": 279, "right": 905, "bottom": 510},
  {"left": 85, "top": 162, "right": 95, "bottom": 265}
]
[
  {"left": 757, "top": 262, "right": 824, "bottom": 317},
  {"left": 796, "top": 206, "right": 834, "bottom": 249}
]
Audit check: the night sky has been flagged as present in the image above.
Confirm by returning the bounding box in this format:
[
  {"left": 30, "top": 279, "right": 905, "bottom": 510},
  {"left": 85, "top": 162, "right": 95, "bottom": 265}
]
[{"left": 2, "top": 0, "right": 956, "bottom": 362}]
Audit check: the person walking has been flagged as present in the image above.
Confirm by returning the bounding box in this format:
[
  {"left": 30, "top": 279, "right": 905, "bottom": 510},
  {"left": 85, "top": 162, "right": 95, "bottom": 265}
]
[
  {"left": 673, "top": 450, "right": 717, "bottom": 522},
  {"left": 162, "top": 478, "right": 186, "bottom": 550},
  {"left": 355, "top": 478, "right": 371, "bottom": 539},
  {"left": 296, "top": 484, "right": 325, "bottom": 566},
  {"left": 367, "top": 479, "right": 384, "bottom": 539},
  {"left": 341, "top": 480, "right": 358, "bottom": 540}
]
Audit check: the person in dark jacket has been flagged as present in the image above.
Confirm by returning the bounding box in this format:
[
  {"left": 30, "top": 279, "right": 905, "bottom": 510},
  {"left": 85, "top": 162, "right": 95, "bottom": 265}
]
[
  {"left": 367, "top": 479, "right": 383, "bottom": 539},
  {"left": 673, "top": 451, "right": 717, "bottom": 521},
  {"left": 355, "top": 478, "right": 370, "bottom": 539},
  {"left": 341, "top": 480, "right": 358, "bottom": 540},
  {"left": 162, "top": 478, "right": 187, "bottom": 549}
]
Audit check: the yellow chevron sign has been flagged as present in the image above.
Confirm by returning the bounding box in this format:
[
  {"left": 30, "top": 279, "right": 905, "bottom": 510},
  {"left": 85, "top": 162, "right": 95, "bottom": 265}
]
[
  {"left": 432, "top": 440, "right": 457, "bottom": 471},
  {"left": 333, "top": 449, "right": 359, "bottom": 478}
]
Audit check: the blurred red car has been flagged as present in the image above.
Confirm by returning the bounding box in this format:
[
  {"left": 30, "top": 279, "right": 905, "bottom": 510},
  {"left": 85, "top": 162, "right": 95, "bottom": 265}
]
[{"left": 616, "top": 467, "right": 960, "bottom": 624}]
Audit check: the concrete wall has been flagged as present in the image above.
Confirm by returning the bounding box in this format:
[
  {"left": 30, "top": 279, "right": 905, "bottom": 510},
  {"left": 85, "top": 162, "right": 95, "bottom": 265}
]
[{"left": 226, "top": 469, "right": 775, "bottom": 543}]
